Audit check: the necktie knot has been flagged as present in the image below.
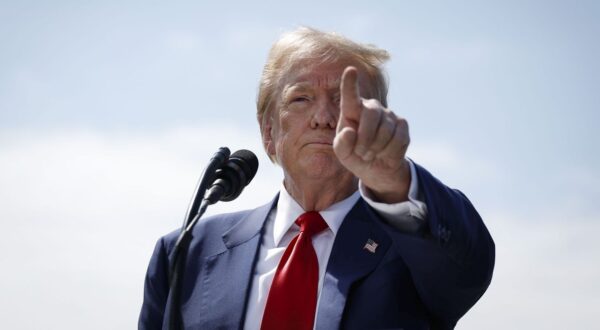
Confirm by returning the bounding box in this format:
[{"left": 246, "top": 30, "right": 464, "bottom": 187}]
[{"left": 295, "top": 211, "right": 328, "bottom": 237}]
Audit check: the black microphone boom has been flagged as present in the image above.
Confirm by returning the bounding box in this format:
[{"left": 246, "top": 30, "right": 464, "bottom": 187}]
[
  {"left": 168, "top": 147, "right": 259, "bottom": 330},
  {"left": 181, "top": 147, "right": 230, "bottom": 230},
  {"left": 204, "top": 149, "right": 259, "bottom": 204}
]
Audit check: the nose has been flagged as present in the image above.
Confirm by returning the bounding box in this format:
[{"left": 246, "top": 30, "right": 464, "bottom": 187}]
[{"left": 310, "top": 98, "right": 337, "bottom": 129}]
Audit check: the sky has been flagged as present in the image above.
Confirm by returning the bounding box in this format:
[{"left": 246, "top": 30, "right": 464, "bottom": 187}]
[{"left": 0, "top": 1, "right": 599, "bottom": 329}]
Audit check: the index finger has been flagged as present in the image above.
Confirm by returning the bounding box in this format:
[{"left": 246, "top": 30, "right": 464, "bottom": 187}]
[{"left": 340, "top": 66, "right": 362, "bottom": 122}]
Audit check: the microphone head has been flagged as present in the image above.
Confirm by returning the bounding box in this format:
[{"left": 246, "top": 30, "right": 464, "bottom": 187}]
[
  {"left": 209, "top": 149, "right": 259, "bottom": 202},
  {"left": 229, "top": 149, "right": 259, "bottom": 186}
]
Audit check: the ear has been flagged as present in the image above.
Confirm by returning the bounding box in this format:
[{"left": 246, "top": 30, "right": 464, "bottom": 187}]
[{"left": 261, "top": 115, "right": 276, "bottom": 158}]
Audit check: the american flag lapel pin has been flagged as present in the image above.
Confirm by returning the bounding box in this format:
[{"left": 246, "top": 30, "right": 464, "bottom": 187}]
[{"left": 363, "top": 239, "right": 378, "bottom": 254}]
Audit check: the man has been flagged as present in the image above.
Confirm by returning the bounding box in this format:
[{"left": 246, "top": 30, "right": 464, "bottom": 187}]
[{"left": 139, "top": 27, "right": 495, "bottom": 330}]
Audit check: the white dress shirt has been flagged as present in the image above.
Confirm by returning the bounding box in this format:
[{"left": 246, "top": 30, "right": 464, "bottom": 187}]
[{"left": 243, "top": 160, "right": 427, "bottom": 329}]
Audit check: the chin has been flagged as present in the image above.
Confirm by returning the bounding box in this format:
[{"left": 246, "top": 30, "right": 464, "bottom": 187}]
[{"left": 301, "top": 152, "right": 346, "bottom": 179}]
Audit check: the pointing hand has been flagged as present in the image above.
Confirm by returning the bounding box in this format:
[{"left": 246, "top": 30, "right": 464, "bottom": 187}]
[{"left": 333, "top": 66, "right": 411, "bottom": 203}]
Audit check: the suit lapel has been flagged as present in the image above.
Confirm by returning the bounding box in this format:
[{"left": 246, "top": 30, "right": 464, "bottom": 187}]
[
  {"left": 195, "top": 196, "right": 277, "bottom": 329},
  {"left": 315, "top": 199, "right": 391, "bottom": 330}
]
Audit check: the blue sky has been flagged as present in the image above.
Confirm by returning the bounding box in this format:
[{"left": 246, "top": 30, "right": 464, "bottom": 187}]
[{"left": 0, "top": 1, "right": 598, "bottom": 329}]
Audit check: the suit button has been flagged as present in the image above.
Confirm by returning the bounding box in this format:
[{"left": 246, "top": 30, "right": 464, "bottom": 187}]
[{"left": 437, "top": 225, "right": 451, "bottom": 242}]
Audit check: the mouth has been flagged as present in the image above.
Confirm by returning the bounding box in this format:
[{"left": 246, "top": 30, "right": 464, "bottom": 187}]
[
  {"left": 303, "top": 142, "right": 334, "bottom": 153},
  {"left": 301, "top": 134, "right": 335, "bottom": 149},
  {"left": 304, "top": 139, "right": 333, "bottom": 147}
]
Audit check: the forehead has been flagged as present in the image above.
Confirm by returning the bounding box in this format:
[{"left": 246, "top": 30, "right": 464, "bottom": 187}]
[
  {"left": 281, "top": 60, "right": 369, "bottom": 91},
  {"left": 283, "top": 62, "right": 343, "bottom": 90}
]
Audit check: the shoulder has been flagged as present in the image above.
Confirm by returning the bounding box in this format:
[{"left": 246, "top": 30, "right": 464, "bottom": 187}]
[
  {"left": 159, "top": 196, "right": 277, "bottom": 256},
  {"left": 412, "top": 161, "right": 470, "bottom": 205}
]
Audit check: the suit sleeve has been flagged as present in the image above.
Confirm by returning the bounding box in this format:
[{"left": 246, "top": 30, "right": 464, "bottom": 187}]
[
  {"left": 360, "top": 158, "right": 427, "bottom": 231},
  {"left": 384, "top": 162, "right": 495, "bottom": 327},
  {"left": 138, "top": 237, "right": 171, "bottom": 330}
]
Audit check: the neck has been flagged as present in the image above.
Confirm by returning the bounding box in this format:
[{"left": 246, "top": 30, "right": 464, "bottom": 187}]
[{"left": 283, "top": 174, "right": 358, "bottom": 211}]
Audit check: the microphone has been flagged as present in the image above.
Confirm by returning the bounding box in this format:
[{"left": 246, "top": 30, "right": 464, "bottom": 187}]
[
  {"left": 168, "top": 147, "right": 258, "bottom": 330},
  {"left": 204, "top": 149, "right": 259, "bottom": 204},
  {"left": 181, "top": 147, "right": 230, "bottom": 230}
]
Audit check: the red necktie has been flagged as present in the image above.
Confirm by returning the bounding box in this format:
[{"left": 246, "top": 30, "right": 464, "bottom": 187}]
[{"left": 261, "top": 211, "right": 328, "bottom": 330}]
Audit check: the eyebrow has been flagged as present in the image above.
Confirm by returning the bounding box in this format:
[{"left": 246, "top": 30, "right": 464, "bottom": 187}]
[
  {"left": 282, "top": 78, "right": 341, "bottom": 96},
  {"left": 285, "top": 83, "right": 313, "bottom": 92},
  {"left": 280, "top": 83, "right": 312, "bottom": 102},
  {"left": 294, "top": 74, "right": 342, "bottom": 89}
]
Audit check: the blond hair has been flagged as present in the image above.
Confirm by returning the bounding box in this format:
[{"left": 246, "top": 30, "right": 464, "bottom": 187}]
[{"left": 257, "top": 27, "right": 390, "bottom": 159}]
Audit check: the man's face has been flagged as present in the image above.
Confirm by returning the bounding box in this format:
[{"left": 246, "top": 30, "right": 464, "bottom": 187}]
[{"left": 263, "top": 60, "right": 373, "bottom": 183}]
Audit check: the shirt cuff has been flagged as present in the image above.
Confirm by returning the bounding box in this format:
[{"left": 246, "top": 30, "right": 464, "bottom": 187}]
[{"left": 359, "top": 158, "right": 428, "bottom": 232}]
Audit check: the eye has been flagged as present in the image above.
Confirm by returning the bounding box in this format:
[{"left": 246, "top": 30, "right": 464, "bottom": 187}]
[
  {"left": 291, "top": 95, "right": 311, "bottom": 103},
  {"left": 332, "top": 94, "right": 341, "bottom": 106}
]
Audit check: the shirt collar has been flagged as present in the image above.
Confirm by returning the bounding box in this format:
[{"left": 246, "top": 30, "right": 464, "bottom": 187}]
[{"left": 273, "top": 184, "right": 361, "bottom": 247}]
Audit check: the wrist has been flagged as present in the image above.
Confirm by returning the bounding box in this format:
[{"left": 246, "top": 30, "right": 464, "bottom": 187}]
[{"left": 366, "top": 159, "right": 411, "bottom": 204}]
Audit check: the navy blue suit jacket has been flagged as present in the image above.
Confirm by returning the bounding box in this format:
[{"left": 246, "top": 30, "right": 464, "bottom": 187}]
[{"left": 139, "top": 164, "right": 495, "bottom": 329}]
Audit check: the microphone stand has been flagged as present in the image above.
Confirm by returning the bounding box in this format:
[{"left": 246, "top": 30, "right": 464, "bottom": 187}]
[{"left": 167, "top": 147, "right": 230, "bottom": 330}]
